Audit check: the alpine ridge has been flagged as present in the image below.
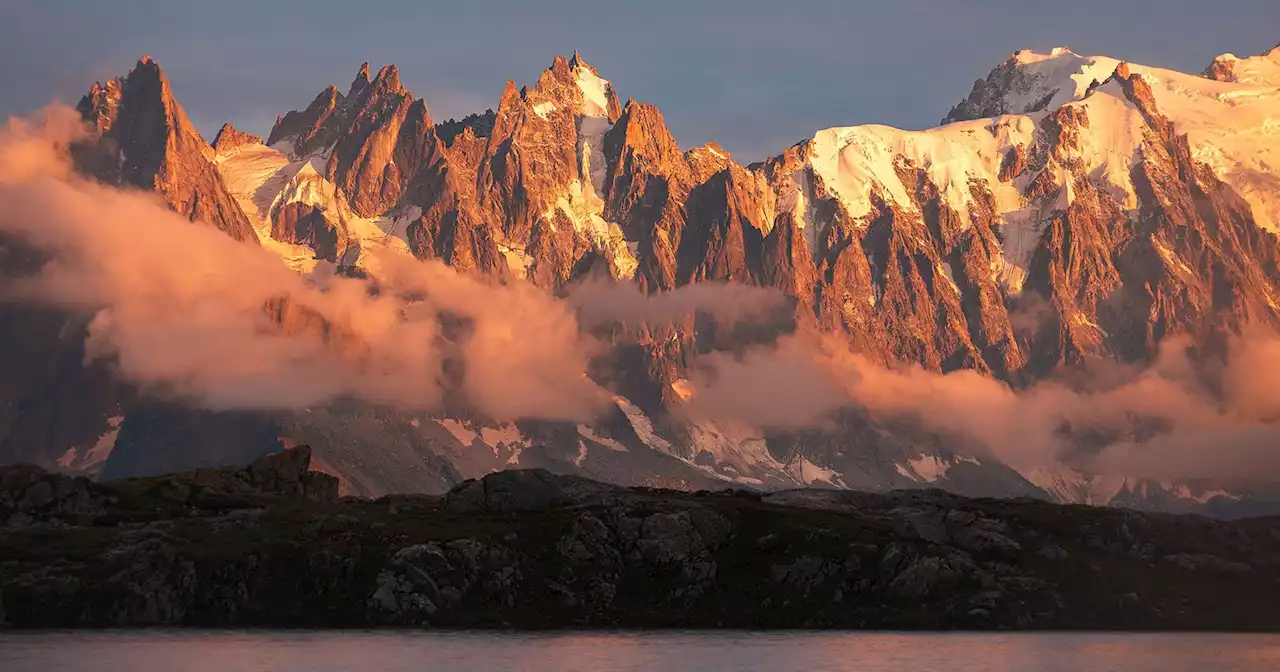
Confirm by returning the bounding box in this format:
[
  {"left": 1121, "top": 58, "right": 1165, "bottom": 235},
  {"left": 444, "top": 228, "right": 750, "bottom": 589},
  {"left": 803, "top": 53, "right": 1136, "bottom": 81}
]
[{"left": 2, "top": 43, "right": 1280, "bottom": 517}]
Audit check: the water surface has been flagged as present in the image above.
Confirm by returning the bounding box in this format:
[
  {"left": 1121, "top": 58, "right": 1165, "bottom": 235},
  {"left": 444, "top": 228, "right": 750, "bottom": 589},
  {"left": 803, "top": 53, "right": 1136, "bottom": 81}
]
[{"left": 2, "top": 630, "right": 1279, "bottom": 671}]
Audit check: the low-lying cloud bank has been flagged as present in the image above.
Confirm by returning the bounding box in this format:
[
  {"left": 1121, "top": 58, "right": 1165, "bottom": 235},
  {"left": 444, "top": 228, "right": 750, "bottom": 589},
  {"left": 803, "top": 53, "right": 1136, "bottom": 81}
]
[
  {"left": 681, "top": 332, "right": 1280, "bottom": 483},
  {"left": 2, "top": 106, "right": 1277, "bottom": 485}
]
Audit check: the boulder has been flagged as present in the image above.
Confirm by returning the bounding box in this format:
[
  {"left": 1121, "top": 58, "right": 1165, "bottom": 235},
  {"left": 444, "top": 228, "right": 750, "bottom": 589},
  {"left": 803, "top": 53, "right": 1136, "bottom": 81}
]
[
  {"left": 442, "top": 469, "right": 620, "bottom": 513},
  {"left": 246, "top": 446, "right": 338, "bottom": 501}
]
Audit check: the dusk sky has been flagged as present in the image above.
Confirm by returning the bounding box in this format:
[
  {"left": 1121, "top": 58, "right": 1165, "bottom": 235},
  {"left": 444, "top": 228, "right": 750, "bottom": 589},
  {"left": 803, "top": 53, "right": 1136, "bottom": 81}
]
[{"left": 3, "top": 0, "right": 1277, "bottom": 161}]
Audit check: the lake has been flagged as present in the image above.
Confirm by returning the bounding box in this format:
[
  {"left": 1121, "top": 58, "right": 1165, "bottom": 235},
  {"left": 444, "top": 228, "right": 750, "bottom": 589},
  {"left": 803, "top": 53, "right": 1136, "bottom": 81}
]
[{"left": 1, "top": 630, "right": 1278, "bottom": 671}]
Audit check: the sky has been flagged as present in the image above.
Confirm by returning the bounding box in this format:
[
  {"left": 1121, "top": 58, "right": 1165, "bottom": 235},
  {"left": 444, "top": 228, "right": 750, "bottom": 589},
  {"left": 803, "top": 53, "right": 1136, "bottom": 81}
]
[{"left": 2, "top": 0, "right": 1277, "bottom": 161}]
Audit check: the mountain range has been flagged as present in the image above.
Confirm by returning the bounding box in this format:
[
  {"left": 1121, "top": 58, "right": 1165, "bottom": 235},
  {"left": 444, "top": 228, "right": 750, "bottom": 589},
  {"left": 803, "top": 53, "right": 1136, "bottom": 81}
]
[{"left": 2, "top": 42, "right": 1280, "bottom": 516}]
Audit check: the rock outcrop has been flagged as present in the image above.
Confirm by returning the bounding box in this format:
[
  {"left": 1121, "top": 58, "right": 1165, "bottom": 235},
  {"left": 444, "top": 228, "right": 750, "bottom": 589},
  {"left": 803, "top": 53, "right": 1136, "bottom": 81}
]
[
  {"left": 210, "top": 123, "right": 263, "bottom": 153},
  {"left": 3, "top": 446, "right": 336, "bottom": 527},
  {"left": 2, "top": 465, "right": 1279, "bottom": 630}
]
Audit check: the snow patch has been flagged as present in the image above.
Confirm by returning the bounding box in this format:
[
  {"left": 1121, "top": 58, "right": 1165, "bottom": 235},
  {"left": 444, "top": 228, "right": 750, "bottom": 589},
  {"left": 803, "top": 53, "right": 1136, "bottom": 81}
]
[
  {"left": 1061, "top": 80, "right": 1145, "bottom": 209},
  {"left": 578, "top": 425, "right": 628, "bottom": 452},
  {"left": 1152, "top": 238, "right": 1194, "bottom": 277},
  {"left": 1002, "top": 49, "right": 1123, "bottom": 114},
  {"left": 683, "top": 421, "right": 785, "bottom": 480},
  {"left": 804, "top": 115, "right": 1035, "bottom": 225},
  {"left": 56, "top": 414, "right": 123, "bottom": 477},
  {"left": 791, "top": 457, "right": 843, "bottom": 486},
  {"left": 438, "top": 419, "right": 477, "bottom": 446},
  {"left": 549, "top": 183, "right": 636, "bottom": 279},
  {"left": 578, "top": 115, "right": 611, "bottom": 198},
  {"left": 1170, "top": 484, "right": 1242, "bottom": 504},
  {"left": 267, "top": 139, "right": 295, "bottom": 156},
  {"left": 498, "top": 244, "right": 533, "bottom": 279},
  {"left": 903, "top": 454, "right": 951, "bottom": 482},
  {"left": 479, "top": 425, "right": 525, "bottom": 457},
  {"left": 613, "top": 396, "right": 672, "bottom": 452},
  {"left": 938, "top": 261, "right": 959, "bottom": 293},
  {"left": 573, "top": 67, "right": 611, "bottom": 118},
  {"left": 781, "top": 169, "right": 821, "bottom": 253},
  {"left": 532, "top": 101, "right": 557, "bottom": 120},
  {"left": 1022, "top": 464, "right": 1139, "bottom": 506},
  {"left": 215, "top": 142, "right": 416, "bottom": 274}
]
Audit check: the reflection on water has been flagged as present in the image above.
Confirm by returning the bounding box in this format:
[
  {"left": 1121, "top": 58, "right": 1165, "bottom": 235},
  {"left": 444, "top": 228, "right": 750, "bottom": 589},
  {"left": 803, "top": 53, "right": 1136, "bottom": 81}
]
[{"left": 2, "top": 630, "right": 1279, "bottom": 672}]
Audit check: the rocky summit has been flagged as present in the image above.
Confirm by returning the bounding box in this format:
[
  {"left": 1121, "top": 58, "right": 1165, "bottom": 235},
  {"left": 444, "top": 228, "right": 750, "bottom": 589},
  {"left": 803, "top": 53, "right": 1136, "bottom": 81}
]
[
  {"left": 2, "top": 44, "right": 1280, "bottom": 516},
  {"left": 1, "top": 447, "right": 1278, "bottom": 629}
]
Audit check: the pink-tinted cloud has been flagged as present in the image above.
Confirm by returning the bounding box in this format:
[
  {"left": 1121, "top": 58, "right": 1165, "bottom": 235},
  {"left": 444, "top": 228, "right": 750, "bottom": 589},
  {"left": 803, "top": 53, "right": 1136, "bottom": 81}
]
[{"left": 679, "top": 331, "right": 1280, "bottom": 483}]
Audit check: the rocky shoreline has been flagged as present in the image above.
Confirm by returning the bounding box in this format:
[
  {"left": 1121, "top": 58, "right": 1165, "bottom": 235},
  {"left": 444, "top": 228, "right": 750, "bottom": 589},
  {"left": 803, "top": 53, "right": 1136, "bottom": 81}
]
[{"left": 1, "top": 447, "right": 1278, "bottom": 630}]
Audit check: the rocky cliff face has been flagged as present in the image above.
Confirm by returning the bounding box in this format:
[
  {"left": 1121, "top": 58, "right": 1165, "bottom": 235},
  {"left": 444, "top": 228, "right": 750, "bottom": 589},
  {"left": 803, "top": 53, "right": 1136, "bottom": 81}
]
[{"left": 2, "top": 45, "right": 1280, "bottom": 515}]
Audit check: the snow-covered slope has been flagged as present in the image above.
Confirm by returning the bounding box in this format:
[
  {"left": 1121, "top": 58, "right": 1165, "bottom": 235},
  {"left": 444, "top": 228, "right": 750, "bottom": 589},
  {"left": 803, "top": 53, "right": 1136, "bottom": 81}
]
[
  {"left": 944, "top": 45, "right": 1280, "bottom": 234},
  {"left": 944, "top": 47, "right": 1123, "bottom": 122},
  {"left": 1138, "top": 49, "right": 1280, "bottom": 234},
  {"left": 214, "top": 140, "right": 418, "bottom": 275},
  {"left": 775, "top": 45, "right": 1280, "bottom": 295}
]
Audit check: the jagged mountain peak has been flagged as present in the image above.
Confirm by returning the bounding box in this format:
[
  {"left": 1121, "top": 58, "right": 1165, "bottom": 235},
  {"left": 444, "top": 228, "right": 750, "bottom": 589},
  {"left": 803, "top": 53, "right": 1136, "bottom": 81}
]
[
  {"left": 72, "top": 54, "right": 259, "bottom": 243},
  {"left": 265, "top": 85, "right": 342, "bottom": 150},
  {"left": 370, "top": 63, "right": 406, "bottom": 96},
  {"left": 688, "top": 140, "right": 730, "bottom": 161},
  {"left": 685, "top": 141, "right": 733, "bottom": 183},
  {"left": 571, "top": 57, "right": 620, "bottom": 121},
  {"left": 614, "top": 98, "right": 669, "bottom": 130},
  {"left": 121, "top": 56, "right": 176, "bottom": 102},
  {"left": 1203, "top": 41, "right": 1280, "bottom": 84},
  {"left": 605, "top": 98, "right": 691, "bottom": 190},
  {"left": 75, "top": 55, "right": 179, "bottom": 141},
  {"left": 349, "top": 61, "right": 371, "bottom": 96},
  {"left": 267, "top": 59, "right": 423, "bottom": 163},
  {"left": 526, "top": 51, "right": 622, "bottom": 122},
  {"left": 1011, "top": 46, "right": 1077, "bottom": 64},
  {"left": 211, "top": 122, "right": 263, "bottom": 153},
  {"left": 944, "top": 47, "right": 1120, "bottom": 124},
  {"left": 568, "top": 49, "right": 603, "bottom": 77}
]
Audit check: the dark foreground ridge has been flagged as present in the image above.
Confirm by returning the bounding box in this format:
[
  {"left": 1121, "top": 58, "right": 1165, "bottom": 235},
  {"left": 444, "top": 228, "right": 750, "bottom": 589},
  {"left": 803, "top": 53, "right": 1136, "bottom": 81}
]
[{"left": 1, "top": 447, "right": 1278, "bottom": 630}]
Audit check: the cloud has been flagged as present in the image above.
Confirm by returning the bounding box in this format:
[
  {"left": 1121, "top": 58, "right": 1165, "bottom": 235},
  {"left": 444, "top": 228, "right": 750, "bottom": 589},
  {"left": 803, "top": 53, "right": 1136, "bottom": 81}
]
[
  {"left": 0, "top": 107, "right": 609, "bottom": 421},
  {"left": 678, "top": 331, "right": 1280, "bottom": 483}
]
